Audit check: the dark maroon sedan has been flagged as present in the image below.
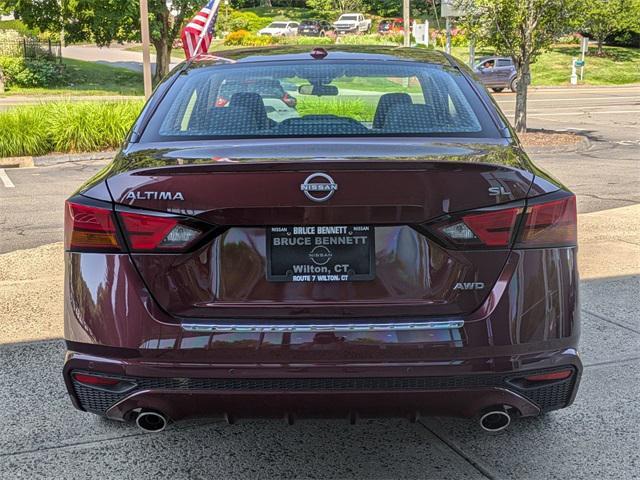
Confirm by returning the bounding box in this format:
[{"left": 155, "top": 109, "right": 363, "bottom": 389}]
[{"left": 63, "top": 46, "right": 580, "bottom": 433}]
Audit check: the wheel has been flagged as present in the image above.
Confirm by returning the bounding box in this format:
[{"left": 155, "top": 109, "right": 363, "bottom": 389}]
[
  {"left": 491, "top": 88, "right": 504, "bottom": 93},
  {"left": 510, "top": 78, "right": 518, "bottom": 92}
]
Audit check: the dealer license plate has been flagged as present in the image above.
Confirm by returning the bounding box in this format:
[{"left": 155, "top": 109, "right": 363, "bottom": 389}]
[{"left": 267, "top": 225, "right": 375, "bottom": 282}]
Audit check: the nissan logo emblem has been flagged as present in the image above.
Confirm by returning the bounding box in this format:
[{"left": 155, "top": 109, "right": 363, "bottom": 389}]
[{"left": 300, "top": 173, "right": 338, "bottom": 202}]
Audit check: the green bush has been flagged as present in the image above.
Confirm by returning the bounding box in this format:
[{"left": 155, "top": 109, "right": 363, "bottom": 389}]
[
  {"left": 0, "top": 101, "right": 144, "bottom": 158},
  {"left": 0, "top": 107, "right": 51, "bottom": 157},
  {"left": 223, "top": 29, "right": 275, "bottom": 46},
  {"left": 336, "top": 34, "right": 400, "bottom": 46},
  {"left": 228, "top": 11, "right": 273, "bottom": 32},
  {"left": 0, "top": 56, "right": 66, "bottom": 87},
  {"left": 0, "top": 20, "right": 40, "bottom": 38}
]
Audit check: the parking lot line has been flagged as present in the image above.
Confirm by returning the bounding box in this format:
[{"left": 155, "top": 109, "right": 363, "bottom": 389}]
[{"left": 0, "top": 168, "right": 16, "bottom": 188}]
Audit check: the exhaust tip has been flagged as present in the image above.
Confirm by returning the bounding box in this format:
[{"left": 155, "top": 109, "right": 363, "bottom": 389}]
[
  {"left": 479, "top": 408, "right": 512, "bottom": 432},
  {"left": 135, "top": 411, "right": 167, "bottom": 433}
]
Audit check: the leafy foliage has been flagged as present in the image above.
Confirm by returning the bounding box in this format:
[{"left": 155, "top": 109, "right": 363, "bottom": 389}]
[
  {"left": 455, "top": 0, "right": 578, "bottom": 132},
  {"left": 0, "top": 56, "right": 65, "bottom": 87},
  {"left": 0, "top": 101, "right": 143, "bottom": 157},
  {"left": 223, "top": 29, "right": 275, "bottom": 46},
  {"left": 579, "top": 0, "right": 640, "bottom": 54}
]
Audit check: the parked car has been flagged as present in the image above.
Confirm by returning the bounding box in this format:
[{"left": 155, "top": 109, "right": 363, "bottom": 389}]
[
  {"left": 474, "top": 56, "right": 518, "bottom": 92},
  {"left": 333, "top": 13, "right": 371, "bottom": 34},
  {"left": 63, "top": 46, "right": 580, "bottom": 433},
  {"left": 298, "top": 19, "right": 335, "bottom": 37},
  {"left": 377, "top": 18, "right": 412, "bottom": 35},
  {"left": 258, "top": 21, "right": 299, "bottom": 37}
]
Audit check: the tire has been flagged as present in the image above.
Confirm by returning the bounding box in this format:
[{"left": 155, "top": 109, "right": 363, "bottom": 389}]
[
  {"left": 491, "top": 88, "right": 504, "bottom": 93},
  {"left": 510, "top": 78, "right": 518, "bottom": 92}
]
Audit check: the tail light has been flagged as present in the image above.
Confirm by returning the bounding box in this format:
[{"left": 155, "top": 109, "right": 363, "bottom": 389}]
[
  {"left": 65, "top": 199, "right": 208, "bottom": 253},
  {"left": 65, "top": 201, "right": 121, "bottom": 252},
  {"left": 515, "top": 195, "right": 576, "bottom": 248},
  {"left": 423, "top": 192, "right": 576, "bottom": 250},
  {"left": 119, "top": 211, "right": 203, "bottom": 252}
]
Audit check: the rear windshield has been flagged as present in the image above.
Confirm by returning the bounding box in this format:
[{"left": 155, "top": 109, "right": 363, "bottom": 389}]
[
  {"left": 300, "top": 20, "right": 319, "bottom": 26},
  {"left": 268, "top": 22, "right": 287, "bottom": 28},
  {"left": 141, "top": 61, "right": 499, "bottom": 141}
]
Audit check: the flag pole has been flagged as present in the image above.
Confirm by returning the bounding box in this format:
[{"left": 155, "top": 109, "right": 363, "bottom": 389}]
[
  {"left": 192, "top": 0, "right": 221, "bottom": 57},
  {"left": 139, "top": 0, "right": 153, "bottom": 99}
]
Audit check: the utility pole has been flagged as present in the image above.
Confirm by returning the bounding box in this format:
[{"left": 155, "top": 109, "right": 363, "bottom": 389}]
[
  {"left": 445, "top": 16, "right": 451, "bottom": 54},
  {"left": 403, "top": 0, "right": 410, "bottom": 47},
  {"left": 139, "top": 0, "right": 153, "bottom": 99}
]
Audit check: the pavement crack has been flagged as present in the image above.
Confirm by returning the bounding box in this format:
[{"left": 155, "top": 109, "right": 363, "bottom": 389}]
[
  {"left": 583, "top": 309, "right": 640, "bottom": 335},
  {"left": 578, "top": 192, "right": 640, "bottom": 204},
  {"left": 0, "top": 419, "right": 223, "bottom": 459},
  {"left": 417, "top": 420, "right": 496, "bottom": 480},
  {"left": 583, "top": 355, "right": 640, "bottom": 369}
]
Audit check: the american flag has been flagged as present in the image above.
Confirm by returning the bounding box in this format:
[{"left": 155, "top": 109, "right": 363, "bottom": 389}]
[{"left": 181, "top": 0, "right": 220, "bottom": 60}]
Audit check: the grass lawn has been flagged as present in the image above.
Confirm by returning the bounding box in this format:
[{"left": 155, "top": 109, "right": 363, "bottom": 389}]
[
  {"left": 450, "top": 45, "right": 640, "bottom": 86},
  {"left": 242, "top": 7, "right": 312, "bottom": 21},
  {"left": 0, "top": 58, "right": 144, "bottom": 97}
]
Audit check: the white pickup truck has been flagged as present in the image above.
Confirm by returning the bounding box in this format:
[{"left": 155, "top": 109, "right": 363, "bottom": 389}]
[{"left": 333, "top": 13, "right": 372, "bottom": 34}]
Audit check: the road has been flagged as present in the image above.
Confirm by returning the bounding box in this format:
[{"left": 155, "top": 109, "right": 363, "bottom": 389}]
[
  {"left": 0, "top": 86, "right": 639, "bottom": 479},
  {"left": 62, "top": 44, "right": 182, "bottom": 73}
]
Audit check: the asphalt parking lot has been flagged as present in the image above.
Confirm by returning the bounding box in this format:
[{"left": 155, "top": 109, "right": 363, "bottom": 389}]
[{"left": 0, "top": 86, "right": 639, "bottom": 479}]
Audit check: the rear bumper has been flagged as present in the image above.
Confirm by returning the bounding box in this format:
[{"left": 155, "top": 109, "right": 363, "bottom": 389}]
[{"left": 63, "top": 348, "right": 581, "bottom": 422}]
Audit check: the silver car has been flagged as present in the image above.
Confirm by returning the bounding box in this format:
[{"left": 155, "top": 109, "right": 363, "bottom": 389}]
[{"left": 474, "top": 56, "right": 518, "bottom": 92}]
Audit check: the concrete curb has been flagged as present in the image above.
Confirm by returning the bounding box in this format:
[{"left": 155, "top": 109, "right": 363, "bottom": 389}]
[
  {"left": 33, "top": 151, "right": 116, "bottom": 167},
  {"left": 0, "top": 156, "right": 34, "bottom": 168},
  {"left": 1, "top": 151, "right": 116, "bottom": 168}
]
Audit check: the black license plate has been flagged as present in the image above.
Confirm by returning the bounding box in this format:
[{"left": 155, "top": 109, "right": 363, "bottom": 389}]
[{"left": 267, "top": 225, "right": 375, "bottom": 282}]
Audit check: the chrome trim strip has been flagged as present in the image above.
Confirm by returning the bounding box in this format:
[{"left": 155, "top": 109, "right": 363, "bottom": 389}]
[{"left": 181, "top": 321, "right": 464, "bottom": 333}]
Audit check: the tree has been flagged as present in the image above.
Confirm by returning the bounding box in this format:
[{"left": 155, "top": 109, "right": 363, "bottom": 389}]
[
  {"left": 581, "top": 0, "right": 626, "bottom": 55},
  {"left": 463, "top": 0, "right": 577, "bottom": 132},
  {"left": 455, "top": 0, "right": 484, "bottom": 67},
  {"left": 8, "top": 0, "right": 202, "bottom": 82}
]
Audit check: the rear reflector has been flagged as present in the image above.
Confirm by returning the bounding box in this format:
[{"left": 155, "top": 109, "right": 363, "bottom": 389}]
[
  {"left": 73, "top": 373, "right": 121, "bottom": 386},
  {"left": 524, "top": 370, "right": 573, "bottom": 382},
  {"left": 119, "top": 211, "right": 202, "bottom": 251},
  {"left": 65, "top": 201, "right": 121, "bottom": 252},
  {"left": 516, "top": 195, "right": 576, "bottom": 248}
]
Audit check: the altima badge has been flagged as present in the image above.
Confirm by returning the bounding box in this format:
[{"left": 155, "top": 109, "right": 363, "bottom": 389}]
[
  {"left": 300, "top": 173, "right": 338, "bottom": 202},
  {"left": 125, "top": 191, "right": 185, "bottom": 201}
]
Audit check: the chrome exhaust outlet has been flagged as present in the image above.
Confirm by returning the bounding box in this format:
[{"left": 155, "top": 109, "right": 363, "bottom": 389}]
[
  {"left": 135, "top": 411, "right": 168, "bottom": 433},
  {"left": 479, "top": 407, "right": 512, "bottom": 432}
]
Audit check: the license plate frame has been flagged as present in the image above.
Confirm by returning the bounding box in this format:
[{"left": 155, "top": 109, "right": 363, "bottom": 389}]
[{"left": 266, "top": 225, "right": 375, "bottom": 283}]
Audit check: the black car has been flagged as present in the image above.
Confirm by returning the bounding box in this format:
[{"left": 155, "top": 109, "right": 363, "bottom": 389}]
[{"left": 298, "top": 19, "right": 335, "bottom": 37}]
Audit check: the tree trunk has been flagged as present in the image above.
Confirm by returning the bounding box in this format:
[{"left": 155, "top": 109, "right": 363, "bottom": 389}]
[
  {"left": 514, "top": 60, "right": 530, "bottom": 133},
  {"left": 596, "top": 37, "right": 604, "bottom": 55},
  {"left": 151, "top": 7, "right": 172, "bottom": 84},
  {"left": 152, "top": 38, "right": 171, "bottom": 84},
  {"left": 261, "top": 0, "right": 272, "bottom": 7}
]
